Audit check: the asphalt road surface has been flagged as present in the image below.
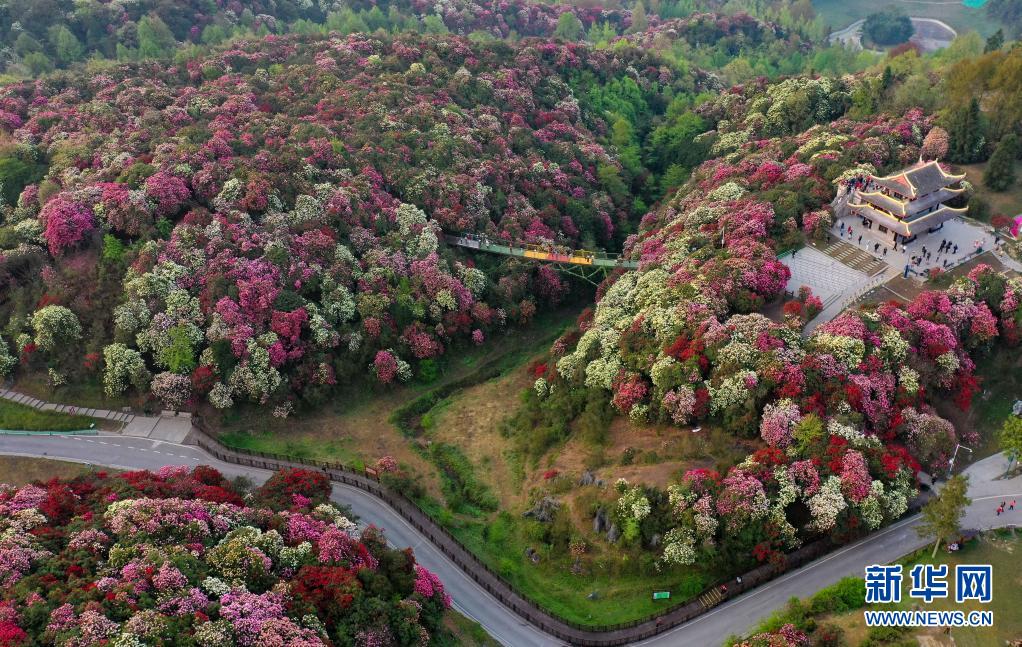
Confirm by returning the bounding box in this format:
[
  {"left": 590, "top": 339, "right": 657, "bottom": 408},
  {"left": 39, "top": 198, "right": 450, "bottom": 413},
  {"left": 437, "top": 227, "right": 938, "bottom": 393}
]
[{"left": 2, "top": 433, "right": 1020, "bottom": 646}]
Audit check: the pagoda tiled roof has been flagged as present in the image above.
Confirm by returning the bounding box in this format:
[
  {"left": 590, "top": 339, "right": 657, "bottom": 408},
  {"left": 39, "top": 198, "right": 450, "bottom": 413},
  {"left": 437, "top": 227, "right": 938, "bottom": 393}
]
[
  {"left": 848, "top": 201, "right": 967, "bottom": 236},
  {"left": 855, "top": 186, "right": 965, "bottom": 216},
  {"left": 871, "top": 160, "right": 965, "bottom": 198}
]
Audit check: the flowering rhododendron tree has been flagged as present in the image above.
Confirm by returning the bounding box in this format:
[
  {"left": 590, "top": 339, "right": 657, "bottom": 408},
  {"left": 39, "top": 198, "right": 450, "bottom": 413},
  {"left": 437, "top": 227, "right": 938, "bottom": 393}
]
[
  {"left": 0, "top": 466, "right": 452, "bottom": 645},
  {"left": 38, "top": 196, "right": 95, "bottom": 255},
  {"left": 536, "top": 78, "right": 1022, "bottom": 570},
  {"left": 0, "top": 29, "right": 730, "bottom": 409}
]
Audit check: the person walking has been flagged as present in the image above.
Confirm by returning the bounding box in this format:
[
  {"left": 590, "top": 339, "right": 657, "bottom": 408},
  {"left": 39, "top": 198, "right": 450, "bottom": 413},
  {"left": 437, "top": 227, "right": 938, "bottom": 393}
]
[
  {"left": 953, "top": 244, "right": 958, "bottom": 254},
  {"left": 858, "top": 235, "right": 862, "bottom": 245},
  {"left": 883, "top": 248, "right": 888, "bottom": 257},
  {"left": 1011, "top": 500, "right": 1016, "bottom": 511}
]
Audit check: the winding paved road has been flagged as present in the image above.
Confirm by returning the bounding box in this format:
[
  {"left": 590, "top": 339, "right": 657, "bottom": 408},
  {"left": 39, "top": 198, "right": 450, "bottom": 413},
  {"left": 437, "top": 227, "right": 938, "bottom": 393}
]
[{"left": 2, "top": 433, "right": 1020, "bottom": 646}]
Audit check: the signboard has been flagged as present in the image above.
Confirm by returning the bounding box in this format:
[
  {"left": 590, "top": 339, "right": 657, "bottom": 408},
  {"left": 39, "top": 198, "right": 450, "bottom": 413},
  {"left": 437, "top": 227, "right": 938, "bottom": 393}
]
[{"left": 652, "top": 591, "right": 670, "bottom": 600}]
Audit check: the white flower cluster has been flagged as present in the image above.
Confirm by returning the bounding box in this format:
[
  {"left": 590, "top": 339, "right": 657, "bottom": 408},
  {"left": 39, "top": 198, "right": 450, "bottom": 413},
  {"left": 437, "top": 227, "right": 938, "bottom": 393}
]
[
  {"left": 810, "top": 333, "right": 865, "bottom": 370},
  {"left": 708, "top": 371, "right": 755, "bottom": 414},
  {"left": 898, "top": 366, "right": 920, "bottom": 394},
  {"left": 312, "top": 504, "right": 358, "bottom": 534},
  {"left": 533, "top": 377, "right": 549, "bottom": 398},
  {"left": 616, "top": 485, "right": 651, "bottom": 522},
  {"left": 807, "top": 476, "right": 847, "bottom": 532},
  {"left": 706, "top": 181, "right": 746, "bottom": 202},
  {"left": 31, "top": 305, "right": 82, "bottom": 352},
  {"left": 857, "top": 481, "right": 885, "bottom": 530},
  {"left": 879, "top": 327, "right": 909, "bottom": 366},
  {"left": 659, "top": 527, "right": 697, "bottom": 566},
  {"left": 228, "top": 337, "right": 284, "bottom": 404},
  {"left": 209, "top": 382, "right": 234, "bottom": 409},
  {"left": 825, "top": 419, "right": 879, "bottom": 449},
  {"left": 103, "top": 343, "right": 151, "bottom": 397},
  {"left": 0, "top": 335, "right": 17, "bottom": 377}
]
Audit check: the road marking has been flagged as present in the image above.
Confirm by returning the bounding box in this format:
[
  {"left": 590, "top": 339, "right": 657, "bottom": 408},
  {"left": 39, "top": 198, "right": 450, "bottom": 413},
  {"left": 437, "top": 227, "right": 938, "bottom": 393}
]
[
  {"left": 973, "top": 493, "right": 1022, "bottom": 501},
  {"left": 633, "top": 513, "right": 924, "bottom": 646}
]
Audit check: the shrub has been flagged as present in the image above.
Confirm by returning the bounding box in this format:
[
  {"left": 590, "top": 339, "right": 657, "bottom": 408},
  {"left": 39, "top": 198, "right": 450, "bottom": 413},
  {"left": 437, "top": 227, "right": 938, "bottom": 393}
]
[
  {"left": 254, "top": 468, "right": 332, "bottom": 509},
  {"left": 863, "top": 10, "right": 914, "bottom": 46}
]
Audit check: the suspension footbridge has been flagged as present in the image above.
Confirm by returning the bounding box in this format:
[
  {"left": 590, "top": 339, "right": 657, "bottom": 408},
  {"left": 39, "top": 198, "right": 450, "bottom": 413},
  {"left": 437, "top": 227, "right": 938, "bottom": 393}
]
[{"left": 444, "top": 233, "right": 638, "bottom": 285}]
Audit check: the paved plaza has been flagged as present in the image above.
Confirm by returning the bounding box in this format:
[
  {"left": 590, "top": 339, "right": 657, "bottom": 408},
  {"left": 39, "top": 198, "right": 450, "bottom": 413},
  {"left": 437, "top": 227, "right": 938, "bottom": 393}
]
[
  {"left": 779, "top": 245, "right": 880, "bottom": 323},
  {"left": 831, "top": 215, "right": 1001, "bottom": 279}
]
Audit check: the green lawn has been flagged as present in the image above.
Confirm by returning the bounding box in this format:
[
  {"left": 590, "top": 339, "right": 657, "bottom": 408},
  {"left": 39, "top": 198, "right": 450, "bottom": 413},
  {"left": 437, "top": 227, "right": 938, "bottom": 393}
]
[
  {"left": 0, "top": 456, "right": 101, "bottom": 485},
  {"left": 218, "top": 427, "right": 368, "bottom": 470},
  {"left": 441, "top": 509, "right": 709, "bottom": 627},
  {"left": 0, "top": 399, "right": 97, "bottom": 431},
  {"left": 960, "top": 161, "right": 1022, "bottom": 225},
  {"left": 813, "top": 0, "right": 1000, "bottom": 37},
  {"left": 443, "top": 610, "right": 502, "bottom": 646},
  {"left": 15, "top": 372, "right": 135, "bottom": 411},
  {"left": 972, "top": 352, "right": 1022, "bottom": 455}
]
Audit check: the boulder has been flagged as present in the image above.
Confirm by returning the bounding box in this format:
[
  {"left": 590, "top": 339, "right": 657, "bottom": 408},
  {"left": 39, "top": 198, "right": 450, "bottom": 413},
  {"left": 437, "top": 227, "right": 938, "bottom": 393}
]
[
  {"left": 523, "top": 496, "right": 560, "bottom": 523},
  {"left": 607, "top": 523, "right": 620, "bottom": 543},
  {"left": 579, "top": 470, "right": 596, "bottom": 486},
  {"left": 592, "top": 507, "right": 607, "bottom": 534}
]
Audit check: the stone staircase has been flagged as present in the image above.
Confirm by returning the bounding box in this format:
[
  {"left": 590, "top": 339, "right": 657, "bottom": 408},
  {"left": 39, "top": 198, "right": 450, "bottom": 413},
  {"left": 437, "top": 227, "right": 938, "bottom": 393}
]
[
  {"left": 0, "top": 386, "right": 193, "bottom": 443},
  {"left": 816, "top": 238, "right": 889, "bottom": 277},
  {"left": 697, "top": 587, "right": 725, "bottom": 610},
  {"left": 1, "top": 387, "right": 135, "bottom": 425}
]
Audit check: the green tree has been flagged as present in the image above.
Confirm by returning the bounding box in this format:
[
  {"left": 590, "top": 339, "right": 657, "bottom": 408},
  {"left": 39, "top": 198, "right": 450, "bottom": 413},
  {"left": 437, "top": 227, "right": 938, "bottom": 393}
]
[
  {"left": 587, "top": 21, "right": 618, "bottom": 46},
  {"left": 628, "top": 1, "right": 648, "bottom": 34},
  {"left": 611, "top": 117, "right": 642, "bottom": 177},
  {"left": 137, "top": 14, "right": 177, "bottom": 60},
  {"left": 159, "top": 325, "right": 197, "bottom": 374},
  {"left": 554, "top": 12, "right": 584, "bottom": 41},
  {"left": 0, "top": 153, "right": 46, "bottom": 207},
  {"left": 23, "top": 51, "right": 54, "bottom": 75},
  {"left": 945, "top": 98, "right": 987, "bottom": 164},
  {"left": 47, "top": 24, "right": 84, "bottom": 65},
  {"left": 916, "top": 474, "right": 971, "bottom": 558},
  {"left": 645, "top": 110, "right": 706, "bottom": 172},
  {"left": 862, "top": 9, "right": 914, "bottom": 46},
  {"left": 984, "top": 29, "right": 1004, "bottom": 53},
  {"left": 101, "top": 234, "right": 126, "bottom": 266},
  {"left": 1000, "top": 416, "right": 1022, "bottom": 472},
  {"left": 13, "top": 32, "right": 43, "bottom": 57},
  {"left": 421, "top": 14, "right": 448, "bottom": 35},
  {"left": 984, "top": 133, "right": 1018, "bottom": 191}
]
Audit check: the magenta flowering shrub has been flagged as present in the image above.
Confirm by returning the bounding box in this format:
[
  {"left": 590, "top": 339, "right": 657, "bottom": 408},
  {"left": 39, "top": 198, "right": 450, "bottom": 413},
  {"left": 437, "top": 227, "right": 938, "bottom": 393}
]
[
  {"left": 733, "top": 623, "right": 810, "bottom": 647},
  {"left": 759, "top": 399, "right": 800, "bottom": 448},
  {"left": 38, "top": 196, "right": 96, "bottom": 256},
  {"left": 544, "top": 80, "right": 1022, "bottom": 568},
  {"left": 0, "top": 466, "right": 454, "bottom": 645},
  {"left": 144, "top": 172, "right": 191, "bottom": 217},
  {"left": 0, "top": 30, "right": 714, "bottom": 409}
]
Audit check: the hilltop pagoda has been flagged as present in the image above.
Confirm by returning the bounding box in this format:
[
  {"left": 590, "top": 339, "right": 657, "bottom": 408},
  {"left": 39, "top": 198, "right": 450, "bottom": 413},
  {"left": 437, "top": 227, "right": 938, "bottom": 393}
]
[{"left": 847, "top": 160, "right": 967, "bottom": 244}]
